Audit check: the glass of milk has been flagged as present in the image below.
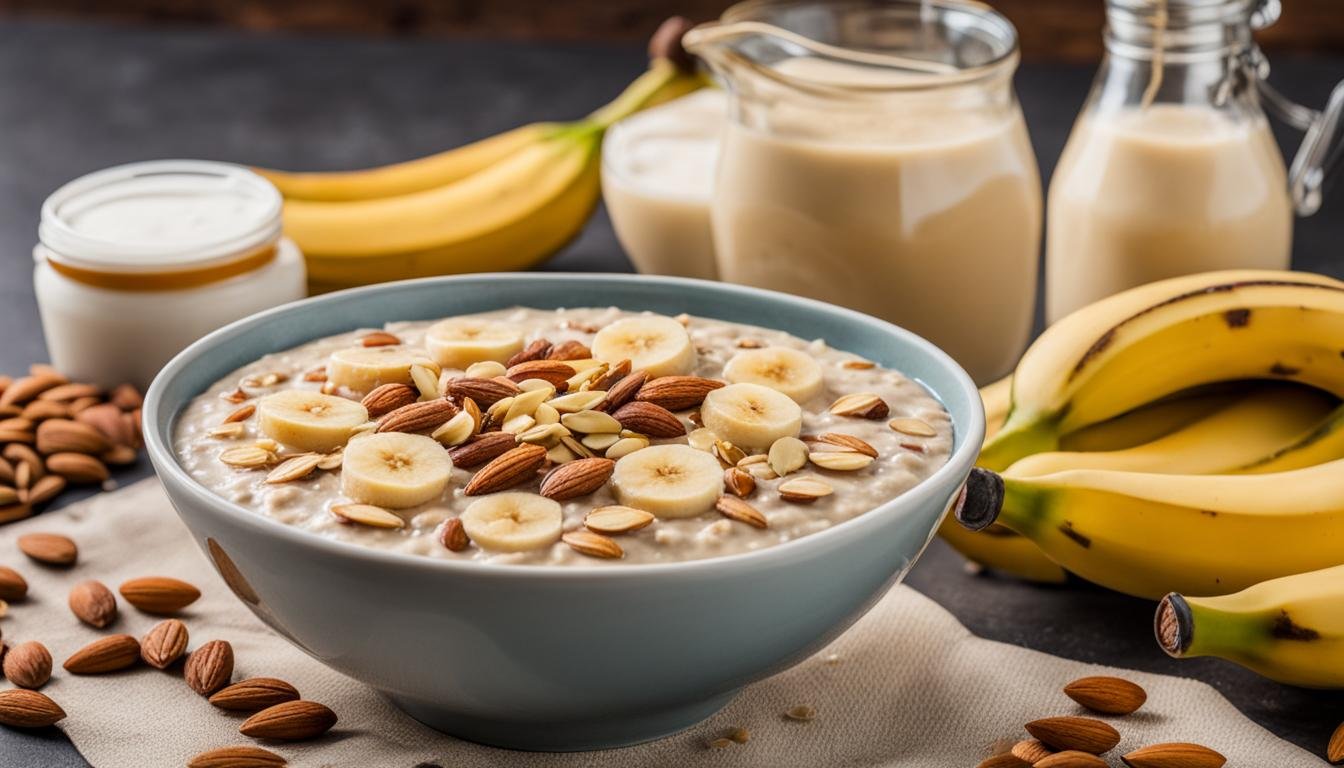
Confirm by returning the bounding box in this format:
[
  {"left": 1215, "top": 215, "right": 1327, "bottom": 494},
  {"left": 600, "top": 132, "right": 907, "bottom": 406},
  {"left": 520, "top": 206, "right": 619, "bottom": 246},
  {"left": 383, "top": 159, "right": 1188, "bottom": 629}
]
[
  {"left": 1045, "top": 0, "right": 1344, "bottom": 323},
  {"left": 684, "top": 0, "right": 1042, "bottom": 385}
]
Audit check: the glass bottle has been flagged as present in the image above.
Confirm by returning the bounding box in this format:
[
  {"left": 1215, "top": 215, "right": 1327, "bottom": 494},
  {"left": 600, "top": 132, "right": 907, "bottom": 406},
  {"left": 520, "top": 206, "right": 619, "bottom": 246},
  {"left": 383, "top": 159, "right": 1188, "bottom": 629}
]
[{"left": 1046, "top": 0, "right": 1344, "bottom": 323}]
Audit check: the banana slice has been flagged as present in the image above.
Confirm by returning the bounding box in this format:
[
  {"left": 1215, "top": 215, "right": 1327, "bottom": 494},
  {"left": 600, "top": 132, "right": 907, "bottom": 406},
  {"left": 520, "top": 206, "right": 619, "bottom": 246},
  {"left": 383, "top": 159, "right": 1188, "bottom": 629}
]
[
  {"left": 591, "top": 315, "right": 696, "bottom": 378},
  {"left": 327, "top": 346, "right": 435, "bottom": 393},
  {"left": 723, "top": 347, "right": 825, "bottom": 403},
  {"left": 460, "top": 492, "right": 563, "bottom": 552},
  {"left": 257, "top": 390, "right": 369, "bottom": 452},
  {"left": 700, "top": 383, "right": 803, "bottom": 452},
  {"left": 611, "top": 444, "right": 723, "bottom": 519},
  {"left": 426, "top": 318, "right": 524, "bottom": 369},
  {"left": 341, "top": 432, "right": 452, "bottom": 509}
]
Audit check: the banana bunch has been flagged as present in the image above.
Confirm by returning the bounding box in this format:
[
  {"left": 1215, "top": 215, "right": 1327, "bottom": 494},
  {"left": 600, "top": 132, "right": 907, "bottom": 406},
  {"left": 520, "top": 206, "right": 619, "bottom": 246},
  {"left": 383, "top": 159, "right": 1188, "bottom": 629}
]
[
  {"left": 949, "top": 269, "right": 1344, "bottom": 597},
  {"left": 256, "top": 26, "right": 705, "bottom": 293},
  {"left": 1158, "top": 564, "right": 1344, "bottom": 687}
]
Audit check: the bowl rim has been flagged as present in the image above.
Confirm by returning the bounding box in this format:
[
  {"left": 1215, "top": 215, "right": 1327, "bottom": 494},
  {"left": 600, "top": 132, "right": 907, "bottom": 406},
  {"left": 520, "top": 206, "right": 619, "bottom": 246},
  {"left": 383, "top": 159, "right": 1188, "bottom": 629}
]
[{"left": 144, "top": 272, "right": 984, "bottom": 581}]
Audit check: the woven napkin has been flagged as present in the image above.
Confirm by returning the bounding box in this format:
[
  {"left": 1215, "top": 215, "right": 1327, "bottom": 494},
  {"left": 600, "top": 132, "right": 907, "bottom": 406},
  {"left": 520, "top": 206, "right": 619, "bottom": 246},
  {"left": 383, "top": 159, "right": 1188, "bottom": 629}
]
[{"left": 0, "top": 479, "right": 1319, "bottom": 767}]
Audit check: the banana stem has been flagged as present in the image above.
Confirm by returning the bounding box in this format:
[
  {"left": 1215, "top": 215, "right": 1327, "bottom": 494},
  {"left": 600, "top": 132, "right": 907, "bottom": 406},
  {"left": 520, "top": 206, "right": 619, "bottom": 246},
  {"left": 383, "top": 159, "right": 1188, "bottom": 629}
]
[
  {"left": 1157, "top": 593, "right": 1280, "bottom": 660},
  {"left": 586, "top": 58, "right": 698, "bottom": 129},
  {"left": 977, "top": 415, "right": 1063, "bottom": 471}
]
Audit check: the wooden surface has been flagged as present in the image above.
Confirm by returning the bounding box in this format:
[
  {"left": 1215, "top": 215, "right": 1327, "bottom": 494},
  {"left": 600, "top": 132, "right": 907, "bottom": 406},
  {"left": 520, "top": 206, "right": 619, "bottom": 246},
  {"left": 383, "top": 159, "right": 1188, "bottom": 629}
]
[{"left": 0, "top": 0, "right": 1341, "bottom": 61}]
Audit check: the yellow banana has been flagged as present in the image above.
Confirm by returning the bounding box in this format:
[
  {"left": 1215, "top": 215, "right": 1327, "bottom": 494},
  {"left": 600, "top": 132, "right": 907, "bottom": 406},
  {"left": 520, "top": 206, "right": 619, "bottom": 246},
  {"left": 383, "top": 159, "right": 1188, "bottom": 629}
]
[
  {"left": 254, "top": 122, "right": 561, "bottom": 202},
  {"left": 1158, "top": 564, "right": 1344, "bottom": 687},
  {"left": 1005, "top": 385, "right": 1337, "bottom": 477},
  {"left": 981, "top": 270, "right": 1344, "bottom": 470},
  {"left": 957, "top": 458, "right": 1344, "bottom": 599},
  {"left": 1057, "top": 390, "right": 1241, "bottom": 453},
  {"left": 1237, "top": 403, "right": 1344, "bottom": 474}
]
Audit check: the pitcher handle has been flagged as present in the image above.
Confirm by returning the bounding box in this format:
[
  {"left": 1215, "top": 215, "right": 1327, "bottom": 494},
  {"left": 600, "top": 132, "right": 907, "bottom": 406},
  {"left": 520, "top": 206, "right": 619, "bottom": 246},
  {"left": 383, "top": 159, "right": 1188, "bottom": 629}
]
[{"left": 1248, "top": 47, "right": 1344, "bottom": 217}]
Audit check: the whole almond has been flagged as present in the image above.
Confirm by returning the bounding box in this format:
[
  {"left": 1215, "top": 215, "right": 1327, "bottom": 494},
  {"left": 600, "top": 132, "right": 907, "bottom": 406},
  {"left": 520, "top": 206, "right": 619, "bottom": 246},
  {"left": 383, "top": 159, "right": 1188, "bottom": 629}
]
[
  {"left": 360, "top": 383, "right": 418, "bottom": 418},
  {"left": 119, "top": 576, "right": 201, "bottom": 614},
  {"left": 360, "top": 331, "right": 401, "bottom": 347},
  {"left": 1026, "top": 716, "right": 1121, "bottom": 755},
  {"left": 1037, "top": 752, "right": 1107, "bottom": 768},
  {"left": 505, "top": 360, "right": 575, "bottom": 389},
  {"left": 445, "top": 377, "right": 519, "bottom": 408},
  {"left": 0, "top": 374, "right": 65, "bottom": 407},
  {"left": 447, "top": 432, "right": 518, "bottom": 468},
  {"left": 438, "top": 518, "right": 470, "bottom": 552},
  {"left": 188, "top": 745, "right": 287, "bottom": 768},
  {"left": 976, "top": 755, "right": 1030, "bottom": 768},
  {"left": 4, "top": 641, "right": 52, "bottom": 688},
  {"left": 1121, "top": 743, "right": 1227, "bottom": 768},
  {"left": 715, "top": 496, "right": 768, "bottom": 528},
  {"left": 612, "top": 401, "right": 686, "bottom": 438},
  {"left": 562, "top": 530, "right": 624, "bottom": 559},
  {"left": 142, "top": 618, "right": 190, "bottom": 669},
  {"left": 0, "top": 566, "right": 27, "bottom": 601},
  {"left": 24, "top": 473, "right": 66, "bottom": 505},
  {"left": 76, "top": 403, "right": 134, "bottom": 446},
  {"left": 1331, "top": 722, "right": 1344, "bottom": 764},
  {"left": 45, "top": 452, "right": 109, "bottom": 484},
  {"left": 546, "top": 340, "right": 591, "bottom": 361},
  {"left": 0, "top": 688, "right": 66, "bottom": 728},
  {"left": 0, "top": 503, "right": 32, "bottom": 525},
  {"left": 597, "top": 369, "right": 647, "bottom": 412},
  {"left": 1012, "top": 740, "right": 1054, "bottom": 764},
  {"left": 539, "top": 457, "right": 615, "bottom": 501},
  {"left": 636, "top": 376, "right": 725, "bottom": 411},
  {"left": 1064, "top": 676, "right": 1147, "bottom": 715},
  {"left": 209, "top": 677, "right": 301, "bottom": 712},
  {"left": 591, "top": 359, "right": 632, "bottom": 392},
  {"left": 506, "top": 339, "right": 552, "bottom": 367},
  {"left": 35, "top": 419, "right": 111, "bottom": 455},
  {"left": 377, "top": 398, "right": 459, "bottom": 434},
  {"left": 186, "top": 639, "right": 234, "bottom": 695},
  {"left": 240, "top": 700, "right": 338, "bottom": 740},
  {"left": 463, "top": 443, "right": 547, "bottom": 495},
  {"left": 109, "top": 383, "right": 143, "bottom": 411},
  {"left": 724, "top": 467, "right": 756, "bottom": 498},
  {"left": 63, "top": 634, "right": 140, "bottom": 674},
  {"left": 18, "top": 532, "right": 77, "bottom": 566},
  {"left": 37, "top": 383, "right": 100, "bottom": 402},
  {"left": 69, "top": 579, "right": 118, "bottom": 628},
  {"left": 68, "top": 395, "right": 101, "bottom": 415}
]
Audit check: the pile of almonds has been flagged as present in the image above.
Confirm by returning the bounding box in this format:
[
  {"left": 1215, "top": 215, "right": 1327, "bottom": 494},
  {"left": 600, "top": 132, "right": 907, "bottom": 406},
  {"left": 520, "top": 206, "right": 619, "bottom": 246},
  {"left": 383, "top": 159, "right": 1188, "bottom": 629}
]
[
  {"left": 977, "top": 675, "right": 1226, "bottom": 767},
  {"left": 0, "top": 365, "right": 144, "bottom": 525},
  {"left": 0, "top": 529, "right": 333, "bottom": 766}
]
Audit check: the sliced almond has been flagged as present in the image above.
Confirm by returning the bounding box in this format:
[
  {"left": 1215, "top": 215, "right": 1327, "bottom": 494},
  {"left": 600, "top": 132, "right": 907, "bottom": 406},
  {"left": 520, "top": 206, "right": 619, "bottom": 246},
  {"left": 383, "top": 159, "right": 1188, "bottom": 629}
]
[
  {"left": 208, "top": 422, "right": 246, "bottom": 439},
  {"left": 431, "top": 410, "right": 476, "bottom": 447},
  {"left": 331, "top": 503, "right": 405, "bottom": 529},
  {"left": 265, "top": 453, "right": 323, "bottom": 484},
  {"left": 808, "top": 451, "right": 874, "bottom": 471},
  {"left": 841, "top": 359, "right": 876, "bottom": 370},
  {"left": 410, "top": 363, "right": 440, "bottom": 400},
  {"left": 360, "top": 331, "right": 401, "bottom": 347},
  {"left": 829, "top": 393, "right": 889, "bottom": 420},
  {"left": 562, "top": 530, "right": 624, "bottom": 559},
  {"left": 767, "top": 437, "right": 809, "bottom": 478},
  {"left": 723, "top": 467, "right": 756, "bottom": 498},
  {"left": 220, "top": 445, "right": 275, "bottom": 468},
  {"left": 715, "top": 496, "right": 767, "bottom": 529},
  {"left": 465, "top": 360, "right": 508, "bottom": 379},
  {"left": 778, "top": 476, "right": 833, "bottom": 504},
  {"left": 516, "top": 423, "right": 569, "bottom": 448},
  {"left": 815, "top": 432, "right": 879, "bottom": 458},
  {"left": 889, "top": 417, "right": 937, "bottom": 437},
  {"left": 223, "top": 404, "right": 256, "bottom": 424},
  {"left": 713, "top": 440, "right": 747, "bottom": 468},
  {"left": 561, "top": 409, "right": 622, "bottom": 435},
  {"left": 604, "top": 436, "right": 648, "bottom": 460},
  {"left": 784, "top": 704, "right": 816, "bottom": 721},
  {"left": 584, "top": 505, "right": 655, "bottom": 535},
  {"left": 549, "top": 390, "right": 607, "bottom": 414}
]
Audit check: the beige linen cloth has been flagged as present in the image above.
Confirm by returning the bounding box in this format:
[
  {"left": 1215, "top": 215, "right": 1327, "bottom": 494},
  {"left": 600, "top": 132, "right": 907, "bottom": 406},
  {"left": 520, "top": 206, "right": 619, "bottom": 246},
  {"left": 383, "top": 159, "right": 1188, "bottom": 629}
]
[{"left": 0, "top": 479, "right": 1319, "bottom": 767}]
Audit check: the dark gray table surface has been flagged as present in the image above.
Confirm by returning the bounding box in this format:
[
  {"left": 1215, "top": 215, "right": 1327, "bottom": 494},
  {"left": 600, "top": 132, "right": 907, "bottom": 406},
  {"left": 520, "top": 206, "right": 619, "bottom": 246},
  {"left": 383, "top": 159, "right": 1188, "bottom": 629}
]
[{"left": 1, "top": 18, "right": 1340, "bottom": 768}]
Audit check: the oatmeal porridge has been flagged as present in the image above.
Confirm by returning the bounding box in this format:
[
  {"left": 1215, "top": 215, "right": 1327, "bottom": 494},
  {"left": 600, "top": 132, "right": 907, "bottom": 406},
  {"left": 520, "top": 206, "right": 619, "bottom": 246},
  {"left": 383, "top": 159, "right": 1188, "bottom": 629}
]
[{"left": 173, "top": 307, "right": 953, "bottom": 565}]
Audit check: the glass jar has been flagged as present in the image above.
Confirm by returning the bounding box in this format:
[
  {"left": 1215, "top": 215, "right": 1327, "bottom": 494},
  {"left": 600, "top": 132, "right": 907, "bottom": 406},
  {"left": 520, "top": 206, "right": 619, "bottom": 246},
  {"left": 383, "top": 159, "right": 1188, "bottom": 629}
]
[
  {"left": 684, "top": 0, "right": 1042, "bottom": 385},
  {"left": 34, "top": 160, "right": 306, "bottom": 390},
  {"left": 1045, "top": 0, "right": 1344, "bottom": 322}
]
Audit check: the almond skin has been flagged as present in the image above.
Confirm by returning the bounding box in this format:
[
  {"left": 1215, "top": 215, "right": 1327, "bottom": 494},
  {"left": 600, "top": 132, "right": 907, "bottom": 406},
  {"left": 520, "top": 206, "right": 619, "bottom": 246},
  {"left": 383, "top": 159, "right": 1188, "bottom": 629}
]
[
  {"left": 506, "top": 339, "right": 552, "bottom": 367},
  {"left": 715, "top": 496, "right": 768, "bottom": 529},
  {"left": 1121, "top": 743, "right": 1227, "bottom": 768},
  {"left": 590, "top": 359, "right": 632, "bottom": 392},
  {"left": 63, "top": 634, "right": 141, "bottom": 674},
  {"left": 1012, "top": 740, "right": 1054, "bottom": 764},
  {"left": 109, "top": 383, "right": 143, "bottom": 411},
  {"left": 1037, "top": 752, "right": 1107, "bottom": 768},
  {"left": 0, "top": 688, "right": 66, "bottom": 728},
  {"left": 69, "top": 579, "right": 118, "bottom": 628},
  {"left": 438, "top": 518, "right": 470, "bottom": 552},
  {"left": 240, "top": 700, "right": 338, "bottom": 741},
  {"left": 188, "top": 745, "right": 287, "bottom": 768},
  {"left": 561, "top": 530, "right": 624, "bottom": 559},
  {"left": 0, "top": 374, "right": 65, "bottom": 407},
  {"left": 141, "top": 618, "right": 190, "bottom": 669},
  {"left": 376, "top": 398, "right": 459, "bottom": 434},
  {"left": 359, "top": 383, "right": 417, "bottom": 418},
  {"left": 976, "top": 755, "right": 1030, "bottom": 768},
  {"left": 635, "top": 376, "right": 725, "bottom": 411},
  {"left": 447, "top": 432, "right": 518, "bottom": 469},
  {"left": 596, "top": 369, "right": 647, "bottom": 412},
  {"left": 1331, "top": 722, "right": 1344, "bottom": 764},
  {"left": 546, "top": 340, "right": 592, "bottom": 361},
  {"left": 35, "top": 418, "right": 111, "bottom": 455},
  {"left": 539, "top": 458, "right": 615, "bottom": 501},
  {"left": 45, "top": 452, "right": 110, "bottom": 484},
  {"left": 209, "top": 677, "right": 301, "bottom": 712},
  {"left": 505, "top": 360, "right": 575, "bottom": 389},
  {"left": 463, "top": 443, "right": 547, "bottom": 496},
  {"left": 17, "top": 532, "right": 77, "bottom": 566},
  {"left": 360, "top": 331, "right": 401, "bottom": 347},
  {"left": 0, "top": 566, "right": 27, "bottom": 601},
  {"left": 3, "top": 641, "right": 52, "bottom": 689},
  {"left": 119, "top": 576, "right": 201, "bottom": 614},
  {"left": 185, "top": 639, "right": 234, "bottom": 696},
  {"left": 445, "top": 377, "right": 519, "bottom": 409},
  {"left": 1063, "top": 676, "right": 1147, "bottom": 716},
  {"left": 76, "top": 402, "right": 135, "bottom": 446},
  {"left": 612, "top": 401, "right": 686, "bottom": 438},
  {"left": 1026, "top": 716, "right": 1121, "bottom": 755}
]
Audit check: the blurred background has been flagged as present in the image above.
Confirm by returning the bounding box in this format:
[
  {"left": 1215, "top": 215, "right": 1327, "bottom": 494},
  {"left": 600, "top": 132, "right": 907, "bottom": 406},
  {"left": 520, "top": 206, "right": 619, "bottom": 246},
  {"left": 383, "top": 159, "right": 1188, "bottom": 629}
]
[{"left": 2, "top": 0, "right": 1341, "bottom": 57}]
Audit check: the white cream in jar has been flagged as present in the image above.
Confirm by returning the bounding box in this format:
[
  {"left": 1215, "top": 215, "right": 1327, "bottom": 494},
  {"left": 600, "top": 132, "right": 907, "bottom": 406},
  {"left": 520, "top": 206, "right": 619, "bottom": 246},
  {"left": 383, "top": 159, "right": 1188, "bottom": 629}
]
[{"left": 34, "top": 160, "right": 306, "bottom": 389}]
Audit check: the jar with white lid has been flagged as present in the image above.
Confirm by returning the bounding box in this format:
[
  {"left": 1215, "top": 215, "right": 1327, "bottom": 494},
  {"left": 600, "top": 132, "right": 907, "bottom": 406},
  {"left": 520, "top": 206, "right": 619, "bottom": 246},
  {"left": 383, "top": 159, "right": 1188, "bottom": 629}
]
[{"left": 34, "top": 160, "right": 306, "bottom": 390}]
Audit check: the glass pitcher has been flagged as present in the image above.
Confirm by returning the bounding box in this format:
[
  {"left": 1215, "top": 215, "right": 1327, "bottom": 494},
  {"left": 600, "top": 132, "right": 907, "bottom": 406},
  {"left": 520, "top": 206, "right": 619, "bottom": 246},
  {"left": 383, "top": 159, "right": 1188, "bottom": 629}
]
[
  {"left": 683, "top": 0, "right": 1042, "bottom": 385},
  {"left": 1045, "top": 0, "right": 1344, "bottom": 322}
]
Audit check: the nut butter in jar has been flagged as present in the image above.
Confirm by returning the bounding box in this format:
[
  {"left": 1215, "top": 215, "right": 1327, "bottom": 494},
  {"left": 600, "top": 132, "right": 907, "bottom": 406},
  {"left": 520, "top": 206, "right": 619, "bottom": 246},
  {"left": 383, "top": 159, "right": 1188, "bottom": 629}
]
[{"left": 34, "top": 160, "right": 306, "bottom": 389}]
